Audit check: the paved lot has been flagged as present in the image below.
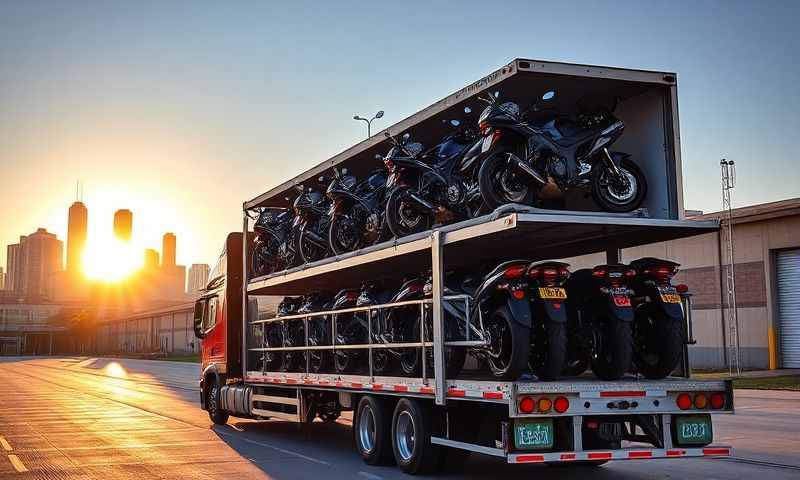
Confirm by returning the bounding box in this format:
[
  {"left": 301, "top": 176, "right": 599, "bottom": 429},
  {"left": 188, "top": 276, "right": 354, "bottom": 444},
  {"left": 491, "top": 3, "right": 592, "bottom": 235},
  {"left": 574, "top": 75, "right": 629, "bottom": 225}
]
[{"left": 1, "top": 357, "right": 799, "bottom": 479}]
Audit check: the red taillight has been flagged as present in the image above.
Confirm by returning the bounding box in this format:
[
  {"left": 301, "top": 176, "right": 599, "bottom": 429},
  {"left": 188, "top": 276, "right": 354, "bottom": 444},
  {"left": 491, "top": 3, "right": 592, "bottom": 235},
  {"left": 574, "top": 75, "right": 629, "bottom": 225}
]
[
  {"left": 512, "top": 289, "right": 526, "bottom": 300},
  {"left": 345, "top": 291, "right": 359, "bottom": 302},
  {"left": 554, "top": 396, "right": 569, "bottom": 413},
  {"left": 592, "top": 266, "right": 607, "bottom": 278},
  {"left": 676, "top": 393, "right": 692, "bottom": 410},
  {"left": 529, "top": 264, "right": 570, "bottom": 286},
  {"left": 676, "top": 284, "right": 689, "bottom": 294},
  {"left": 625, "top": 269, "right": 636, "bottom": 279},
  {"left": 644, "top": 263, "right": 679, "bottom": 284},
  {"left": 384, "top": 158, "right": 394, "bottom": 170},
  {"left": 519, "top": 396, "right": 535, "bottom": 413},
  {"left": 593, "top": 265, "right": 632, "bottom": 287},
  {"left": 710, "top": 392, "right": 725, "bottom": 409},
  {"left": 504, "top": 264, "right": 528, "bottom": 279},
  {"left": 694, "top": 393, "right": 708, "bottom": 409}
]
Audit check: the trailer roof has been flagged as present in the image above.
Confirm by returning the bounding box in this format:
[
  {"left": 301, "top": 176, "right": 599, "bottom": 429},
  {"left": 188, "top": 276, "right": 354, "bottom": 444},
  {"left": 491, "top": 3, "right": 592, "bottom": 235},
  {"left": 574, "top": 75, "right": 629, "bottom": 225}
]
[
  {"left": 244, "top": 58, "right": 677, "bottom": 210},
  {"left": 247, "top": 207, "right": 715, "bottom": 295}
]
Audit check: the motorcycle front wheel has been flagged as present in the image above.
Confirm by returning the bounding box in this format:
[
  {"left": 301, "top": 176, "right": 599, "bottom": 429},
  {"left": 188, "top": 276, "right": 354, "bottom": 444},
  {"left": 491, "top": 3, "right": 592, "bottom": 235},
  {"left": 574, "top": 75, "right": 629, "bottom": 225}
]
[
  {"left": 298, "top": 225, "right": 330, "bottom": 264},
  {"left": 484, "top": 305, "right": 530, "bottom": 380},
  {"left": 384, "top": 186, "right": 433, "bottom": 239},
  {"left": 478, "top": 150, "right": 534, "bottom": 211},
  {"left": 591, "top": 158, "right": 647, "bottom": 213},
  {"left": 328, "top": 210, "right": 365, "bottom": 256},
  {"left": 251, "top": 239, "right": 278, "bottom": 278}
]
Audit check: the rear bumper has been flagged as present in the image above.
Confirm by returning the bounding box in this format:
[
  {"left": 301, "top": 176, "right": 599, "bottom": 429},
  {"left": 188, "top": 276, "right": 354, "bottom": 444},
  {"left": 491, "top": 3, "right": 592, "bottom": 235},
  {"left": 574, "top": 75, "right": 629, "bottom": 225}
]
[{"left": 507, "top": 445, "right": 732, "bottom": 464}]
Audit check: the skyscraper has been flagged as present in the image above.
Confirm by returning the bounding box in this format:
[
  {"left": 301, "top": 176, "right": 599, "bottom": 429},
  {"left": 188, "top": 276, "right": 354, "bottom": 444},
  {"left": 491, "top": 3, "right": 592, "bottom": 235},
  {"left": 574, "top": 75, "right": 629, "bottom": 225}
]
[
  {"left": 143, "top": 249, "right": 160, "bottom": 271},
  {"left": 7, "top": 229, "right": 63, "bottom": 299},
  {"left": 187, "top": 264, "right": 210, "bottom": 293},
  {"left": 0, "top": 267, "right": 5, "bottom": 290},
  {"left": 66, "top": 201, "right": 88, "bottom": 273},
  {"left": 113, "top": 209, "right": 133, "bottom": 241},
  {"left": 6, "top": 237, "right": 26, "bottom": 294},
  {"left": 162, "top": 233, "right": 176, "bottom": 266}
]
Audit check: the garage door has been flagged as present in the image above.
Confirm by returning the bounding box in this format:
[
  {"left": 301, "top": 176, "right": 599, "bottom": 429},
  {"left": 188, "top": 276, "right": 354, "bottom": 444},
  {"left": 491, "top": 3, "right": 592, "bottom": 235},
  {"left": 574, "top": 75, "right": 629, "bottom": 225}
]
[{"left": 777, "top": 249, "right": 800, "bottom": 368}]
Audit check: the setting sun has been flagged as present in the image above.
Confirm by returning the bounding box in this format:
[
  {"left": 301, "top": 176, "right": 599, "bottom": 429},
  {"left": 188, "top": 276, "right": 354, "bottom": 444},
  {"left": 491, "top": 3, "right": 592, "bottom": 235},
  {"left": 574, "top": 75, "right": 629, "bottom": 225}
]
[{"left": 82, "top": 236, "right": 142, "bottom": 282}]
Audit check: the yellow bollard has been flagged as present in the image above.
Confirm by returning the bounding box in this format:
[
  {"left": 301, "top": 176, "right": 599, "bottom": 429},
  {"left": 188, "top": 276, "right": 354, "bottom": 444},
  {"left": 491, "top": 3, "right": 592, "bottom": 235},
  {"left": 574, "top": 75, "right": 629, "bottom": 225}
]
[{"left": 768, "top": 326, "right": 778, "bottom": 370}]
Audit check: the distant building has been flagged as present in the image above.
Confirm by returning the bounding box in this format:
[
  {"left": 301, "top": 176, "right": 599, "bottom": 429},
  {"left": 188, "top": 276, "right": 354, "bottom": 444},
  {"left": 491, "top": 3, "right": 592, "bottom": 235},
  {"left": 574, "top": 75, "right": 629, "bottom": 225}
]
[
  {"left": 143, "top": 249, "right": 159, "bottom": 271},
  {"left": 0, "top": 267, "right": 4, "bottom": 290},
  {"left": 66, "top": 201, "right": 88, "bottom": 273},
  {"left": 162, "top": 233, "right": 176, "bottom": 266},
  {"left": 113, "top": 209, "right": 133, "bottom": 241},
  {"left": 5, "top": 229, "right": 63, "bottom": 299},
  {"left": 187, "top": 264, "right": 210, "bottom": 293}
]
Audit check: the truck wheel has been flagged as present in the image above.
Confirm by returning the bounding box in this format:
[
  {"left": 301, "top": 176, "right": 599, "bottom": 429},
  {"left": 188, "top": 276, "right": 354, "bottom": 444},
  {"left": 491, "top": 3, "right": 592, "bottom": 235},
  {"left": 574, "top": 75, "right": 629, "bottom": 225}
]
[
  {"left": 591, "top": 318, "right": 633, "bottom": 380},
  {"left": 634, "top": 312, "right": 683, "bottom": 379},
  {"left": 354, "top": 396, "right": 395, "bottom": 465},
  {"left": 206, "top": 377, "right": 229, "bottom": 425},
  {"left": 391, "top": 398, "right": 439, "bottom": 474}
]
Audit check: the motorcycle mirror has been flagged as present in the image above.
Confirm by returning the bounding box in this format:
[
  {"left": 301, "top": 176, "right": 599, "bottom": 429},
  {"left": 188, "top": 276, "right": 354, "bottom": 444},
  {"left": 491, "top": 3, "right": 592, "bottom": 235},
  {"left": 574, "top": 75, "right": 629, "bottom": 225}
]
[
  {"left": 542, "top": 90, "right": 555, "bottom": 101},
  {"left": 341, "top": 168, "right": 348, "bottom": 174},
  {"left": 450, "top": 119, "right": 461, "bottom": 127},
  {"left": 401, "top": 132, "right": 410, "bottom": 144},
  {"left": 318, "top": 175, "right": 325, "bottom": 182},
  {"left": 464, "top": 107, "right": 472, "bottom": 114},
  {"left": 494, "top": 91, "right": 500, "bottom": 98},
  {"left": 284, "top": 196, "right": 291, "bottom": 201}
]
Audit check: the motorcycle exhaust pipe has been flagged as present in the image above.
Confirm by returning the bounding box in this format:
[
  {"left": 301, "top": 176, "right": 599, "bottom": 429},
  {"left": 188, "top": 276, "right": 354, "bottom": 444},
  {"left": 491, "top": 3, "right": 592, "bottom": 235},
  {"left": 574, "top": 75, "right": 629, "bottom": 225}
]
[
  {"left": 405, "top": 192, "right": 438, "bottom": 215},
  {"left": 508, "top": 153, "right": 547, "bottom": 185}
]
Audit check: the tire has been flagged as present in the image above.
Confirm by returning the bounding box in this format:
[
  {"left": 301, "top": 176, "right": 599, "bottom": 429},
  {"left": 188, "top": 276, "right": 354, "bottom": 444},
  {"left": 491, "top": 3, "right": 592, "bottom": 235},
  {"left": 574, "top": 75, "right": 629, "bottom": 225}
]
[
  {"left": 634, "top": 310, "right": 683, "bottom": 379},
  {"left": 328, "top": 211, "right": 364, "bottom": 256},
  {"left": 531, "top": 321, "right": 567, "bottom": 381},
  {"left": 391, "top": 399, "right": 439, "bottom": 474},
  {"left": 251, "top": 239, "right": 278, "bottom": 277},
  {"left": 354, "top": 396, "right": 395, "bottom": 466},
  {"left": 562, "top": 357, "right": 589, "bottom": 377},
  {"left": 591, "top": 157, "right": 647, "bottom": 213},
  {"left": 485, "top": 305, "right": 530, "bottom": 380},
  {"left": 206, "top": 376, "right": 229, "bottom": 425},
  {"left": 591, "top": 318, "right": 633, "bottom": 380},
  {"left": 399, "top": 312, "right": 466, "bottom": 379},
  {"left": 385, "top": 186, "right": 433, "bottom": 239},
  {"left": 298, "top": 226, "right": 329, "bottom": 264},
  {"left": 478, "top": 149, "right": 534, "bottom": 211}
]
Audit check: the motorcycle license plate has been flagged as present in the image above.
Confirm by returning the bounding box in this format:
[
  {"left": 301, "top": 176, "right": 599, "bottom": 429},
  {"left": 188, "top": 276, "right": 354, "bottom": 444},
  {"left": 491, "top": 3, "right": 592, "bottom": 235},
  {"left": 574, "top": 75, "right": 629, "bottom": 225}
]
[
  {"left": 538, "top": 287, "right": 567, "bottom": 300},
  {"left": 674, "top": 414, "right": 712, "bottom": 445},
  {"left": 613, "top": 295, "right": 631, "bottom": 307},
  {"left": 659, "top": 287, "right": 682, "bottom": 303},
  {"left": 514, "top": 418, "right": 553, "bottom": 450}
]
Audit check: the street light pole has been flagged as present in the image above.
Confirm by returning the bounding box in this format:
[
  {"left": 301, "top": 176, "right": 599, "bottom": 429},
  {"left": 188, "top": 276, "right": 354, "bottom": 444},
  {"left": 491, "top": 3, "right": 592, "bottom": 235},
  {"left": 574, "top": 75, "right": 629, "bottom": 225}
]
[{"left": 353, "top": 110, "right": 384, "bottom": 138}]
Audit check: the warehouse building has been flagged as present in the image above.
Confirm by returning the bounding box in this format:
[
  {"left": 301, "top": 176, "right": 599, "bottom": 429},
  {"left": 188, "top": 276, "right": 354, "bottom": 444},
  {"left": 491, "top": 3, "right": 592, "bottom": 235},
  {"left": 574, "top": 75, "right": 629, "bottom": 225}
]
[{"left": 95, "top": 302, "right": 199, "bottom": 355}]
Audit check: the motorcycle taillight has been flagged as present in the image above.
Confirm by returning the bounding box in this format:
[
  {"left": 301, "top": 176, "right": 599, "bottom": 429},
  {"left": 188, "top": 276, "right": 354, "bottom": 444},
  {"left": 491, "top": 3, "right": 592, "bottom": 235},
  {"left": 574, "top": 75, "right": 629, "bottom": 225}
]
[
  {"left": 643, "top": 264, "right": 679, "bottom": 285},
  {"left": 529, "top": 264, "right": 570, "bottom": 286},
  {"left": 593, "top": 265, "right": 635, "bottom": 287},
  {"left": 504, "top": 264, "right": 528, "bottom": 279}
]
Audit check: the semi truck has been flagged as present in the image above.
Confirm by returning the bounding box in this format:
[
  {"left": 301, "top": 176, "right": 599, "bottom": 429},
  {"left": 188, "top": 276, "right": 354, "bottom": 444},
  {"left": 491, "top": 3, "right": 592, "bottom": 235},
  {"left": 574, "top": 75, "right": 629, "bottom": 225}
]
[{"left": 193, "top": 59, "right": 734, "bottom": 475}]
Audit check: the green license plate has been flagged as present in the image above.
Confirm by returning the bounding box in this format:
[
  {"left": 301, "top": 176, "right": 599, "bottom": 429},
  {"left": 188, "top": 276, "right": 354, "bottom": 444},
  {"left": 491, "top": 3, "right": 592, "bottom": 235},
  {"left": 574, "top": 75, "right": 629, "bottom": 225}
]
[
  {"left": 674, "top": 414, "right": 713, "bottom": 445},
  {"left": 514, "top": 418, "right": 554, "bottom": 450}
]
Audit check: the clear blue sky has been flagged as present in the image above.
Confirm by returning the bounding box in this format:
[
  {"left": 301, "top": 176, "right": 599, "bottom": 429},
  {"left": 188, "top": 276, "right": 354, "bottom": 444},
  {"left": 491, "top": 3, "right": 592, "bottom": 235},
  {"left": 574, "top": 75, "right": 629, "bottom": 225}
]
[{"left": 1, "top": 0, "right": 798, "bottom": 268}]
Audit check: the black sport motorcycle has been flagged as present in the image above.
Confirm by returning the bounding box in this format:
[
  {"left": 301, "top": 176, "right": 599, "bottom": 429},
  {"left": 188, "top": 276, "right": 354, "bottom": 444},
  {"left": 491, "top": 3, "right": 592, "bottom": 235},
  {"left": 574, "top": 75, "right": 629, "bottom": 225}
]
[
  {"left": 332, "top": 288, "right": 366, "bottom": 374},
  {"left": 383, "top": 118, "right": 484, "bottom": 239},
  {"left": 251, "top": 207, "right": 294, "bottom": 278},
  {"left": 297, "top": 292, "right": 334, "bottom": 374},
  {"left": 629, "top": 257, "right": 685, "bottom": 379},
  {"left": 525, "top": 261, "right": 570, "bottom": 380},
  {"left": 476, "top": 90, "right": 647, "bottom": 213},
  {"left": 293, "top": 179, "right": 333, "bottom": 265},
  {"left": 327, "top": 166, "right": 390, "bottom": 255},
  {"left": 276, "top": 296, "right": 305, "bottom": 372},
  {"left": 564, "top": 264, "right": 636, "bottom": 380}
]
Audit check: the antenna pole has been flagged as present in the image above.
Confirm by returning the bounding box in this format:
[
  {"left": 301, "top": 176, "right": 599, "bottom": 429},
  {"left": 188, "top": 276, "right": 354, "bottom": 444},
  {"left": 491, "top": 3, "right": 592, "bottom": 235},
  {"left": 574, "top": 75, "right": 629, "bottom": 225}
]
[{"left": 720, "top": 159, "right": 740, "bottom": 375}]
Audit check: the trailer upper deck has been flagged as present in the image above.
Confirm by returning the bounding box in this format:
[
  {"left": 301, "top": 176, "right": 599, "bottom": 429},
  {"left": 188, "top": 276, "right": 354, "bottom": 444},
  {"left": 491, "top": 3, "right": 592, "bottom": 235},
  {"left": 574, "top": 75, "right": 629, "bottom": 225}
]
[{"left": 247, "top": 206, "right": 718, "bottom": 295}]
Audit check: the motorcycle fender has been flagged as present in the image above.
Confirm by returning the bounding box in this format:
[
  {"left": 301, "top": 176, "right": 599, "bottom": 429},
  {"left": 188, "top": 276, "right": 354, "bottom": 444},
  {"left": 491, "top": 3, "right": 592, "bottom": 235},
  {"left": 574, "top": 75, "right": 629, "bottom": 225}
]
[
  {"left": 392, "top": 157, "right": 447, "bottom": 186},
  {"left": 540, "top": 300, "right": 568, "bottom": 323},
  {"left": 506, "top": 296, "right": 532, "bottom": 328},
  {"left": 652, "top": 300, "right": 684, "bottom": 321}
]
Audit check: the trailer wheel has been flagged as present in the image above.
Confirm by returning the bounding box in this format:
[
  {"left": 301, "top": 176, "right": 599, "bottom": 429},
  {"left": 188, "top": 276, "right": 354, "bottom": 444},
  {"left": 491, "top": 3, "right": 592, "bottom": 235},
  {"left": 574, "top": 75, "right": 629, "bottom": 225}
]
[
  {"left": 354, "top": 396, "right": 395, "bottom": 465},
  {"left": 391, "top": 398, "right": 439, "bottom": 474},
  {"left": 206, "top": 376, "right": 229, "bottom": 425}
]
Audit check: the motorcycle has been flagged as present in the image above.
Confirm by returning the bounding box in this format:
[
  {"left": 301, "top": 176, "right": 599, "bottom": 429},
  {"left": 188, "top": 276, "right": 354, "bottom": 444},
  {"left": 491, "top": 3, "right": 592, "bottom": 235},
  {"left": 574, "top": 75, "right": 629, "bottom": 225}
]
[
  {"left": 326, "top": 166, "right": 390, "bottom": 255},
  {"left": 476, "top": 89, "right": 647, "bottom": 213},
  {"left": 276, "top": 296, "right": 305, "bottom": 372},
  {"left": 297, "top": 292, "right": 334, "bottom": 374},
  {"left": 629, "top": 257, "right": 685, "bottom": 379},
  {"left": 525, "top": 261, "right": 570, "bottom": 380},
  {"left": 564, "top": 264, "right": 637, "bottom": 380},
  {"left": 332, "top": 288, "right": 366, "bottom": 374},
  {"left": 293, "top": 178, "right": 333, "bottom": 264},
  {"left": 382, "top": 114, "right": 485, "bottom": 239},
  {"left": 250, "top": 206, "right": 294, "bottom": 278}
]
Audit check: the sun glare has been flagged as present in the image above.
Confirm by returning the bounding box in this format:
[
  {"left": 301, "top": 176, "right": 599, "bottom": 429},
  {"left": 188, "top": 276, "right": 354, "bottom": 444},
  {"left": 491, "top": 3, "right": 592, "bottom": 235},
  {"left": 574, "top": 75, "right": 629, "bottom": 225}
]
[{"left": 83, "top": 237, "right": 143, "bottom": 282}]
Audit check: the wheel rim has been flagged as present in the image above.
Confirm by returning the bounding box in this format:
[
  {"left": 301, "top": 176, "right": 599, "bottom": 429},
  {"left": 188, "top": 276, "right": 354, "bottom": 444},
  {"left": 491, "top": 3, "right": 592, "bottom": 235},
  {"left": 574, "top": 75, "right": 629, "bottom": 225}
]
[
  {"left": 600, "top": 167, "right": 637, "bottom": 204},
  {"left": 333, "top": 214, "right": 361, "bottom": 252},
  {"left": 486, "top": 314, "right": 512, "bottom": 373},
  {"left": 395, "top": 410, "right": 416, "bottom": 461},
  {"left": 358, "top": 406, "right": 377, "bottom": 454},
  {"left": 398, "top": 198, "right": 423, "bottom": 229},
  {"left": 492, "top": 155, "right": 529, "bottom": 203}
]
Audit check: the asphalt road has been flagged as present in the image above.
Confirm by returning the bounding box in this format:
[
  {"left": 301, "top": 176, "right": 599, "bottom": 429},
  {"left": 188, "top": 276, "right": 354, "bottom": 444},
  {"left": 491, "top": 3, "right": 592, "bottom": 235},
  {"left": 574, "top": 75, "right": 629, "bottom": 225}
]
[{"left": 1, "top": 357, "right": 799, "bottom": 479}]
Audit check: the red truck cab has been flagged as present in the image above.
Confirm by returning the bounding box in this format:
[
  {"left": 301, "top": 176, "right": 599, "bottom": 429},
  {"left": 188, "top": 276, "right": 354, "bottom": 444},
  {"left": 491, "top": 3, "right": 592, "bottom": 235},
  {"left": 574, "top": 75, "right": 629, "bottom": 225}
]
[{"left": 194, "top": 232, "right": 246, "bottom": 414}]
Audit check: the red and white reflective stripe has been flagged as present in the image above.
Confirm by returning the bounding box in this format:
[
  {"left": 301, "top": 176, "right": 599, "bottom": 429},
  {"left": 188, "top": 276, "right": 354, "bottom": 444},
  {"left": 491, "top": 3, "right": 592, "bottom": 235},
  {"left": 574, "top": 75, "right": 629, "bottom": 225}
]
[
  {"left": 508, "top": 446, "right": 731, "bottom": 463},
  {"left": 242, "top": 375, "right": 506, "bottom": 399}
]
